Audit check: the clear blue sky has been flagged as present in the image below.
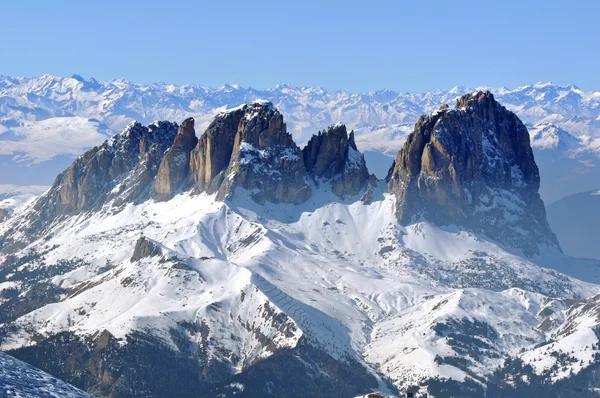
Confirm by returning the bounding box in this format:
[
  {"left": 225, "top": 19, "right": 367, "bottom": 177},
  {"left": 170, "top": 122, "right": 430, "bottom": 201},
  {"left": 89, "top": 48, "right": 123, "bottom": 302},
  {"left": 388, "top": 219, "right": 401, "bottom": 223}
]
[{"left": 3, "top": 0, "right": 599, "bottom": 92}]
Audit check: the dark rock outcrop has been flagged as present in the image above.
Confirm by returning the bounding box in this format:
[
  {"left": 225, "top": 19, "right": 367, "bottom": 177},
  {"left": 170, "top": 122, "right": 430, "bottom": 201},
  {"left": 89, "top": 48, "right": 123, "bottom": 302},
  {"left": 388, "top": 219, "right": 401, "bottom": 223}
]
[
  {"left": 187, "top": 101, "right": 312, "bottom": 204},
  {"left": 302, "top": 123, "right": 370, "bottom": 197},
  {"left": 29, "top": 121, "right": 178, "bottom": 220},
  {"left": 388, "top": 91, "right": 559, "bottom": 256},
  {"left": 152, "top": 117, "right": 198, "bottom": 199},
  {"left": 217, "top": 101, "right": 311, "bottom": 204},
  {"left": 188, "top": 108, "right": 245, "bottom": 193},
  {"left": 0, "top": 208, "right": 12, "bottom": 223},
  {"left": 131, "top": 236, "right": 163, "bottom": 262}
]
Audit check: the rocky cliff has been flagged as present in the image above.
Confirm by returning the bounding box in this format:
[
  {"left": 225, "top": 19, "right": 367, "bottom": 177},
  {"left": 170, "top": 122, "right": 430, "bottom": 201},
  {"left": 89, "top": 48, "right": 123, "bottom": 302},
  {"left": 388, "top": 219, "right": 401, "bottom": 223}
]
[
  {"left": 0, "top": 101, "right": 377, "bottom": 249},
  {"left": 11, "top": 121, "right": 178, "bottom": 240},
  {"left": 152, "top": 117, "right": 198, "bottom": 199},
  {"left": 188, "top": 107, "right": 245, "bottom": 194},
  {"left": 191, "top": 103, "right": 371, "bottom": 203},
  {"left": 302, "top": 123, "right": 370, "bottom": 197},
  {"left": 388, "top": 91, "right": 559, "bottom": 256},
  {"left": 0, "top": 208, "right": 12, "bottom": 223},
  {"left": 213, "top": 101, "right": 312, "bottom": 204}
]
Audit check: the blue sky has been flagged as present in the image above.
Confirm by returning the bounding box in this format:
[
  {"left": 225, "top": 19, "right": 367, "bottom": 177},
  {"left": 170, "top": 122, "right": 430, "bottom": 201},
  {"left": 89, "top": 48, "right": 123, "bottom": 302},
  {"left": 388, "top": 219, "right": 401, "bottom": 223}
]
[{"left": 3, "top": 0, "right": 599, "bottom": 92}]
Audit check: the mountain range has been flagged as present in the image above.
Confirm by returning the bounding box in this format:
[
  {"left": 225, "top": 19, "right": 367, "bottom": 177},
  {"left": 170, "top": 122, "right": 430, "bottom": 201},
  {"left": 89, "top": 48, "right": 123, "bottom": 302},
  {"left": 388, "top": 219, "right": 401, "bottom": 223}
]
[
  {"left": 2, "top": 75, "right": 600, "bottom": 204},
  {"left": 2, "top": 92, "right": 600, "bottom": 397}
]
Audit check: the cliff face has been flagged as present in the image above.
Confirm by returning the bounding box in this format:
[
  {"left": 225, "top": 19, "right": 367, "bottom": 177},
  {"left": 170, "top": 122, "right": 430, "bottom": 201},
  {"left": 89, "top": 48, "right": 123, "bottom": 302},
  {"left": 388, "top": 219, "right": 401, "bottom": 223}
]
[
  {"left": 152, "top": 117, "right": 198, "bottom": 199},
  {"left": 0, "top": 208, "right": 12, "bottom": 223},
  {"left": 215, "top": 102, "right": 311, "bottom": 204},
  {"left": 31, "top": 121, "right": 178, "bottom": 216},
  {"left": 188, "top": 108, "right": 245, "bottom": 193},
  {"left": 2, "top": 101, "right": 378, "bottom": 247},
  {"left": 302, "top": 123, "right": 370, "bottom": 197},
  {"left": 388, "top": 91, "right": 559, "bottom": 256}
]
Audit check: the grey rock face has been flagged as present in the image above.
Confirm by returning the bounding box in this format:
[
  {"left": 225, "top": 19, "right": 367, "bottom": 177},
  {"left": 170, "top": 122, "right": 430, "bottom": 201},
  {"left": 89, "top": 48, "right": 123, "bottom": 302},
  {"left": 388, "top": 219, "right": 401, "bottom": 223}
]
[
  {"left": 388, "top": 91, "right": 559, "bottom": 256},
  {"left": 216, "top": 102, "right": 311, "bottom": 204},
  {"left": 0, "top": 121, "right": 178, "bottom": 248},
  {"left": 31, "top": 121, "right": 178, "bottom": 216},
  {"left": 0, "top": 208, "right": 12, "bottom": 223},
  {"left": 188, "top": 101, "right": 312, "bottom": 204},
  {"left": 303, "top": 123, "right": 370, "bottom": 197},
  {"left": 1, "top": 101, "right": 379, "bottom": 250},
  {"left": 131, "top": 236, "right": 162, "bottom": 262},
  {"left": 152, "top": 117, "right": 198, "bottom": 199},
  {"left": 188, "top": 107, "right": 245, "bottom": 193}
]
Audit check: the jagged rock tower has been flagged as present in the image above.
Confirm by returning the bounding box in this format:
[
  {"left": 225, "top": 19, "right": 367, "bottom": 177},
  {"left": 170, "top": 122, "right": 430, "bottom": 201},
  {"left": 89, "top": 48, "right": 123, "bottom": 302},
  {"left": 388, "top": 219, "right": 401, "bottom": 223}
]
[
  {"left": 387, "top": 91, "right": 559, "bottom": 256},
  {"left": 302, "top": 123, "right": 370, "bottom": 197},
  {"left": 3, "top": 101, "right": 372, "bottom": 248}
]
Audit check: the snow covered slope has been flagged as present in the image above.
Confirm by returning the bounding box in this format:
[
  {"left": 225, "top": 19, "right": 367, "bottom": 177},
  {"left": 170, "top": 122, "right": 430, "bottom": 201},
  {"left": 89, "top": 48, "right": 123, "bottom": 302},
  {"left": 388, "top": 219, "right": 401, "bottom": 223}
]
[
  {"left": 529, "top": 123, "right": 600, "bottom": 203},
  {"left": 1, "top": 188, "right": 600, "bottom": 396},
  {"left": 0, "top": 352, "right": 92, "bottom": 397},
  {"left": 0, "top": 185, "right": 47, "bottom": 223},
  {"left": 2, "top": 75, "right": 600, "bottom": 201}
]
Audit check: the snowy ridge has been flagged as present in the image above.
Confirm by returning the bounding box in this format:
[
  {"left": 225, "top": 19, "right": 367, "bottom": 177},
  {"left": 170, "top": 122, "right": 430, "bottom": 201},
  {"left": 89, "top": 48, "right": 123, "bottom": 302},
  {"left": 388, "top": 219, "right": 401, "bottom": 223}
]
[
  {"left": 0, "top": 352, "right": 92, "bottom": 397},
  {"left": 2, "top": 185, "right": 600, "bottom": 394}
]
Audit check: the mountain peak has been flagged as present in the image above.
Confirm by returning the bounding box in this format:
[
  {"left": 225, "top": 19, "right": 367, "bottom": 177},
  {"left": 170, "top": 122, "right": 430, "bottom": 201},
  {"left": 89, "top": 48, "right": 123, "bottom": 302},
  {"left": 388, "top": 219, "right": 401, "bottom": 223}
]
[
  {"left": 454, "top": 90, "right": 496, "bottom": 108},
  {"left": 302, "top": 123, "right": 370, "bottom": 197},
  {"left": 388, "top": 92, "right": 559, "bottom": 256}
]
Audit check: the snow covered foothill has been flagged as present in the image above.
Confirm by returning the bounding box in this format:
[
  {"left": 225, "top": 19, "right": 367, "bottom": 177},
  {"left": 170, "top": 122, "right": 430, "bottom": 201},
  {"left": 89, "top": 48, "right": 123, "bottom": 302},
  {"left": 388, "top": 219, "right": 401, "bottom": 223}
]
[{"left": 1, "top": 183, "right": 600, "bottom": 392}]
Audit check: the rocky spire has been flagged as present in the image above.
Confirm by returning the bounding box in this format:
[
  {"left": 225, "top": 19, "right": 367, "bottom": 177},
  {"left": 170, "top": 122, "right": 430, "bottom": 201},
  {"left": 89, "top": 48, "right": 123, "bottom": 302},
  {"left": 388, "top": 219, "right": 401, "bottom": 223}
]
[
  {"left": 214, "top": 101, "right": 312, "bottom": 204},
  {"left": 3, "top": 102, "right": 377, "bottom": 249},
  {"left": 187, "top": 101, "right": 313, "bottom": 204},
  {"left": 0, "top": 121, "right": 178, "bottom": 245},
  {"left": 302, "top": 123, "right": 370, "bottom": 197},
  {"left": 152, "top": 117, "right": 198, "bottom": 199},
  {"left": 387, "top": 91, "right": 559, "bottom": 256},
  {"left": 188, "top": 107, "right": 245, "bottom": 193}
]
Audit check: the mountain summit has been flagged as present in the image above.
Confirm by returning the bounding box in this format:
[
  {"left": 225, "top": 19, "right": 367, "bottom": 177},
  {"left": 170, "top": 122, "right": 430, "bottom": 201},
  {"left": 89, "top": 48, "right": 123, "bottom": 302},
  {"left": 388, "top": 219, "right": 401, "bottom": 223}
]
[{"left": 388, "top": 91, "right": 559, "bottom": 256}]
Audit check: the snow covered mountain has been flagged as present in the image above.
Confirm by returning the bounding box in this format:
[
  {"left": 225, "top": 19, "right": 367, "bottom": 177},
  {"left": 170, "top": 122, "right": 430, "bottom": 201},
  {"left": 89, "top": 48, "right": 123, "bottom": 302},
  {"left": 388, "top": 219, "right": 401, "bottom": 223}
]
[
  {"left": 0, "top": 185, "right": 47, "bottom": 223},
  {"left": 0, "top": 352, "right": 92, "bottom": 397},
  {"left": 2, "top": 93, "right": 600, "bottom": 397},
  {"left": 2, "top": 75, "right": 600, "bottom": 202},
  {"left": 529, "top": 122, "right": 600, "bottom": 203}
]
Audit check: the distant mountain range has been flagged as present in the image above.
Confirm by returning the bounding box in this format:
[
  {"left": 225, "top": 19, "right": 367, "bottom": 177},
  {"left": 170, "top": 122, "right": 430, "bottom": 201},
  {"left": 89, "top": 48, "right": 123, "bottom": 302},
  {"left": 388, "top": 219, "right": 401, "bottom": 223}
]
[{"left": 2, "top": 75, "right": 600, "bottom": 202}]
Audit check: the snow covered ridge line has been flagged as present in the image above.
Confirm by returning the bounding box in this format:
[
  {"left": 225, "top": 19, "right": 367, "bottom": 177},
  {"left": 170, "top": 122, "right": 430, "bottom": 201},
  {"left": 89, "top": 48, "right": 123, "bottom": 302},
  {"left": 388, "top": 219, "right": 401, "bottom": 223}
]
[{"left": 0, "top": 352, "right": 93, "bottom": 397}]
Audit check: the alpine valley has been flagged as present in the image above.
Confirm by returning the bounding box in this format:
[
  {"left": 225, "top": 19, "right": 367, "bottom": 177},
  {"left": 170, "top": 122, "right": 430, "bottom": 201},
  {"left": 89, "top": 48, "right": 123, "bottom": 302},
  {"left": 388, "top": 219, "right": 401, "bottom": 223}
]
[{"left": 2, "top": 88, "right": 600, "bottom": 398}]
